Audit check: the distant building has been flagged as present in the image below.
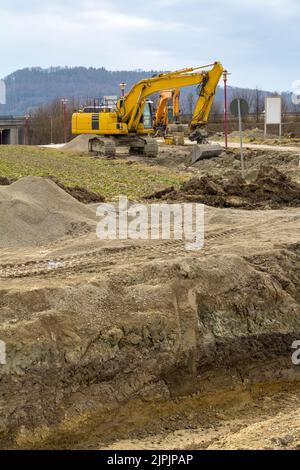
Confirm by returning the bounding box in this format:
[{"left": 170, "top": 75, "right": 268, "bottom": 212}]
[
  {"left": 0, "top": 116, "right": 26, "bottom": 145},
  {"left": 103, "top": 96, "right": 118, "bottom": 109}
]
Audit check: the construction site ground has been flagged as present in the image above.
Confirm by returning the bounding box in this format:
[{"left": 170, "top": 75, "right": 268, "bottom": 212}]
[{"left": 0, "top": 139, "right": 299, "bottom": 450}]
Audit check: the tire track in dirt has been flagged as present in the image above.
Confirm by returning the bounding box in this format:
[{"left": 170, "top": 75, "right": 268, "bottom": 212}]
[{"left": 0, "top": 225, "right": 259, "bottom": 279}]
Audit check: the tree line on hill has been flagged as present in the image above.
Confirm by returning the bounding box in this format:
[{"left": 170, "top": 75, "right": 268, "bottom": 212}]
[{"left": 1, "top": 65, "right": 299, "bottom": 117}]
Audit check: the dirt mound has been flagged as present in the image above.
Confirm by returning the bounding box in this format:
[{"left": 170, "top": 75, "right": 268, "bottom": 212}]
[
  {"left": 229, "top": 128, "right": 267, "bottom": 140},
  {"left": 0, "top": 176, "right": 14, "bottom": 185},
  {"left": 145, "top": 166, "right": 300, "bottom": 209},
  {"left": 213, "top": 128, "right": 279, "bottom": 142},
  {"left": 65, "top": 186, "right": 105, "bottom": 204},
  {"left": 0, "top": 176, "right": 96, "bottom": 248},
  {"left": 0, "top": 176, "right": 105, "bottom": 204},
  {"left": 62, "top": 134, "right": 98, "bottom": 152},
  {"left": 47, "top": 177, "right": 105, "bottom": 204}
]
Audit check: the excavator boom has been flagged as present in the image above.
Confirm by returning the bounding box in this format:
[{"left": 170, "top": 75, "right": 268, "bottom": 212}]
[{"left": 117, "top": 62, "right": 223, "bottom": 132}]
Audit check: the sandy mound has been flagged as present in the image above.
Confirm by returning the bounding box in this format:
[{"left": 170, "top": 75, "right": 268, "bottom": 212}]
[
  {"left": 145, "top": 166, "right": 300, "bottom": 209},
  {"left": 0, "top": 176, "right": 96, "bottom": 248},
  {"left": 0, "top": 175, "right": 105, "bottom": 204},
  {"left": 62, "top": 134, "right": 98, "bottom": 152}
]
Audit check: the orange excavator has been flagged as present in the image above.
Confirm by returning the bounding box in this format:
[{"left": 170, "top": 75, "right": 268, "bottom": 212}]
[{"left": 154, "top": 88, "right": 180, "bottom": 132}]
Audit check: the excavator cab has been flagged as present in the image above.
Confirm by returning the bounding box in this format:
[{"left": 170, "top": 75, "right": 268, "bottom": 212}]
[
  {"left": 142, "top": 101, "right": 154, "bottom": 130},
  {"left": 167, "top": 106, "right": 174, "bottom": 123}
]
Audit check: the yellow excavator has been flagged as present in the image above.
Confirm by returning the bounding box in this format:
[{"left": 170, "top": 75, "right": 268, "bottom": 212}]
[{"left": 72, "top": 61, "right": 223, "bottom": 157}]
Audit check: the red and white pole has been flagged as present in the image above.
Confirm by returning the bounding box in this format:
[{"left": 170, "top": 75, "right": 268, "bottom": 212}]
[{"left": 223, "top": 70, "right": 228, "bottom": 149}]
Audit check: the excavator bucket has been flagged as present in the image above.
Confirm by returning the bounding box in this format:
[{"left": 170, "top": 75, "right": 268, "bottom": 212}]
[
  {"left": 166, "top": 123, "right": 190, "bottom": 136},
  {"left": 191, "top": 143, "right": 223, "bottom": 164}
]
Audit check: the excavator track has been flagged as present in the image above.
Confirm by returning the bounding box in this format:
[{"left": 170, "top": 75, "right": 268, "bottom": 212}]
[
  {"left": 129, "top": 136, "right": 159, "bottom": 157},
  {"left": 88, "top": 137, "right": 116, "bottom": 157}
]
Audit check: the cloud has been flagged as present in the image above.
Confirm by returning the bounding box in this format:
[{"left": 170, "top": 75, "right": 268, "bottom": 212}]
[{"left": 0, "top": 0, "right": 299, "bottom": 91}]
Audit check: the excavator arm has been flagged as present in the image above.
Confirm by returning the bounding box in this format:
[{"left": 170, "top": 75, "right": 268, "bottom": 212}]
[
  {"left": 154, "top": 90, "right": 173, "bottom": 128},
  {"left": 191, "top": 66, "right": 222, "bottom": 128},
  {"left": 117, "top": 62, "right": 223, "bottom": 133},
  {"left": 172, "top": 88, "right": 180, "bottom": 122},
  {"left": 154, "top": 88, "right": 180, "bottom": 129}
]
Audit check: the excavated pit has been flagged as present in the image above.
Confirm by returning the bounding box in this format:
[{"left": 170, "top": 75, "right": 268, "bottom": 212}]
[{"left": 0, "top": 174, "right": 299, "bottom": 449}]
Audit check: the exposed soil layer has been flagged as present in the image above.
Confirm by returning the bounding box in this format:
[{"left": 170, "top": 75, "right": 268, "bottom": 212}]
[
  {"left": 102, "top": 385, "right": 300, "bottom": 450},
  {"left": 0, "top": 145, "right": 300, "bottom": 450},
  {"left": 145, "top": 166, "right": 300, "bottom": 209},
  {"left": 47, "top": 177, "right": 105, "bottom": 204},
  {"left": 0, "top": 202, "right": 299, "bottom": 449},
  {"left": 0, "top": 176, "right": 14, "bottom": 185}
]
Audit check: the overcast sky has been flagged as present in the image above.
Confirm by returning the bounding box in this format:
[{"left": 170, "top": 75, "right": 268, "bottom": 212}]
[{"left": 1, "top": 0, "right": 299, "bottom": 91}]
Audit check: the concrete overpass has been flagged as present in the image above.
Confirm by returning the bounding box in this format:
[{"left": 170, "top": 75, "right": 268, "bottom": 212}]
[{"left": 0, "top": 116, "right": 26, "bottom": 145}]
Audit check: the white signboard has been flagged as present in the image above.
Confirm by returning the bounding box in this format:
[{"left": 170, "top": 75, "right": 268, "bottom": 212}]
[
  {"left": 265, "top": 96, "right": 282, "bottom": 124},
  {"left": 265, "top": 96, "right": 282, "bottom": 138},
  {"left": 0, "top": 80, "right": 6, "bottom": 105}
]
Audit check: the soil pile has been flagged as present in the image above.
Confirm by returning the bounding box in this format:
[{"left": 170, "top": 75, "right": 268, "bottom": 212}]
[
  {"left": 0, "top": 176, "right": 96, "bottom": 248},
  {"left": 47, "top": 177, "right": 105, "bottom": 204},
  {"left": 64, "top": 186, "right": 104, "bottom": 204},
  {"left": 145, "top": 166, "right": 300, "bottom": 209},
  {"left": 0, "top": 176, "right": 104, "bottom": 204},
  {"left": 62, "top": 134, "right": 98, "bottom": 152},
  {"left": 0, "top": 176, "right": 14, "bottom": 185}
]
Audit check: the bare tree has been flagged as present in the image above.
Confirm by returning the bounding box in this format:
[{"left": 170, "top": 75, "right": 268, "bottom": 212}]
[
  {"left": 210, "top": 99, "right": 223, "bottom": 121},
  {"left": 231, "top": 87, "right": 255, "bottom": 112},
  {"left": 30, "top": 98, "right": 79, "bottom": 145},
  {"left": 186, "top": 92, "right": 195, "bottom": 115},
  {"left": 281, "top": 94, "right": 290, "bottom": 114},
  {"left": 254, "top": 87, "right": 264, "bottom": 121}
]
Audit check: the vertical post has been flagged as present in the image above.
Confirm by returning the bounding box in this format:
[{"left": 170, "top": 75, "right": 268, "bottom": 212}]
[
  {"left": 50, "top": 116, "right": 53, "bottom": 144},
  {"left": 264, "top": 96, "right": 267, "bottom": 139},
  {"left": 64, "top": 101, "right": 67, "bottom": 143},
  {"left": 237, "top": 99, "right": 245, "bottom": 178},
  {"left": 223, "top": 70, "right": 228, "bottom": 149},
  {"left": 25, "top": 114, "right": 30, "bottom": 145},
  {"left": 278, "top": 96, "right": 282, "bottom": 141},
  {"left": 61, "top": 99, "right": 68, "bottom": 143},
  {"left": 0, "top": 130, "right": 2, "bottom": 145}
]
